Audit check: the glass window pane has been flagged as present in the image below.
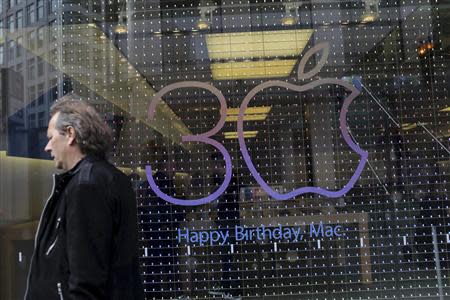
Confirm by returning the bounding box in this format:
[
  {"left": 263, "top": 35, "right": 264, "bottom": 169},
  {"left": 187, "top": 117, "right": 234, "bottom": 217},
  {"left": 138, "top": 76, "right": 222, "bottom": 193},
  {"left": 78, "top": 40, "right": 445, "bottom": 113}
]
[
  {"left": 16, "top": 36, "right": 22, "bottom": 58},
  {"left": 7, "top": 15, "right": 14, "bottom": 32},
  {"left": 15, "top": 10, "right": 22, "bottom": 30},
  {"left": 27, "top": 4, "right": 35, "bottom": 25},
  {"left": 0, "top": 45, "right": 4, "bottom": 64},
  {"left": 27, "top": 30, "right": 35, "bottom": 50},
  {"left": 48, "top": 0, "right": 58, "bottom": 13},
  {"left": 37, "top": 0, "right": 44, "bottom": 20},
  {"left": 1, "top": 2, "right": 449, "bottom": 300},
  {"left": 7, "top": 40, "right": 14, "bottom": 58},
  {"left": 37, "top": 27, "right": 45, "bottom": 48},
  {"left": 27, "top": 58, "right": 35, "bottom": 80}
]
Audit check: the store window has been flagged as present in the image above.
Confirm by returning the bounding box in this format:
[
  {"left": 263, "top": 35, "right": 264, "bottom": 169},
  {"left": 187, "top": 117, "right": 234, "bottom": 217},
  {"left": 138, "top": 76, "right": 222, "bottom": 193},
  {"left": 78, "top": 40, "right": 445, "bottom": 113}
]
[{"left": 0, "top": 1, "right": 449, "bottom": 300}]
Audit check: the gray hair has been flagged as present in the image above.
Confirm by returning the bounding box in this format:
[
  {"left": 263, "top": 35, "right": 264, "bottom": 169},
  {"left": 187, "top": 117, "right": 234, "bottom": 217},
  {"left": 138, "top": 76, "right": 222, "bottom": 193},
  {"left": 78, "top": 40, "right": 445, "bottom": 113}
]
[{"left": 50, "top": 94, "right": 113, "bottom": 158}]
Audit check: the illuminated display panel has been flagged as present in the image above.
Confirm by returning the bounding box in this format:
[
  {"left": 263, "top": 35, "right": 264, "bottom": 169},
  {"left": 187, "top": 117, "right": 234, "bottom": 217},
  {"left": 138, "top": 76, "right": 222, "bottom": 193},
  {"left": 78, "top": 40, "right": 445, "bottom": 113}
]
[{"left": 0, "top": 0, "right": 449, "bottom": 299}]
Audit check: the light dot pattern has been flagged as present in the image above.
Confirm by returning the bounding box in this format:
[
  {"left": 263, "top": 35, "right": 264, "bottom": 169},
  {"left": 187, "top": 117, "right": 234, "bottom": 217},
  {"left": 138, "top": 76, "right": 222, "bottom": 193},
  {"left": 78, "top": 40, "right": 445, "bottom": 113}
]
[{"left": 1, "top": 0, "right": 449, "bottom": 299}]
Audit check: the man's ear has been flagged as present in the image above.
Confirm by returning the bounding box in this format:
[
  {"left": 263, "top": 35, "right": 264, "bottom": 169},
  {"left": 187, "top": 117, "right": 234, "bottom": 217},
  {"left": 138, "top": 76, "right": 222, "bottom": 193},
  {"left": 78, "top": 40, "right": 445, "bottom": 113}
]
[{"left": 65, "top": 126, "right": 77, "bottom": 145}]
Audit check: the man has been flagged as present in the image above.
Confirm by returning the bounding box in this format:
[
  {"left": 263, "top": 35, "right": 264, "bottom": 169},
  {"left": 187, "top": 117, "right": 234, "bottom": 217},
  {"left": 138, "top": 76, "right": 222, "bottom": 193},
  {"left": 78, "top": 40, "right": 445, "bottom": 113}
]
[{"left": 25, "top": 95, "right": 144, "bottom": 300}]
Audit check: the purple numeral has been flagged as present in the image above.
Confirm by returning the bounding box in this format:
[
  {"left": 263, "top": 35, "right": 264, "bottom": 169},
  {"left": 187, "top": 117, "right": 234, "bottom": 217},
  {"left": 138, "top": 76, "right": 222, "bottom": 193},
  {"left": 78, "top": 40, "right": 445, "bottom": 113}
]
[{"left": 146, "top": 81, "right": 232, "bottom": 206}]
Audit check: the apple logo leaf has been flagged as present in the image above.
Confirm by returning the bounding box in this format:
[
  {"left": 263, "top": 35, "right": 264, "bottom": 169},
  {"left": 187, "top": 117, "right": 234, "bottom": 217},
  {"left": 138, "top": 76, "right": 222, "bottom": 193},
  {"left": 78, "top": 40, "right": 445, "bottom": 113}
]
[{"left": 297, "top": 42, "right": 330, "bottom": 81}]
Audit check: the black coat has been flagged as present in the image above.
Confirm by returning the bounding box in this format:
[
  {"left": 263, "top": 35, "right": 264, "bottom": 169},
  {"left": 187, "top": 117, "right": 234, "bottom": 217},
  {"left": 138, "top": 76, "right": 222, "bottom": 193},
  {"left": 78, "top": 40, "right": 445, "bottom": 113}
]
[{"left": 25, "top": 155, "right": 144, "bottom": 300}]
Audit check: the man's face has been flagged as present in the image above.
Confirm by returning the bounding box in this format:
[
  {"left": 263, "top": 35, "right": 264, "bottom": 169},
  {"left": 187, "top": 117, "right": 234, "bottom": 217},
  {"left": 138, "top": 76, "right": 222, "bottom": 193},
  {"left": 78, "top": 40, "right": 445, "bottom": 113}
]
[{"left": 44, "top": 112, "right": 71, "bottom": 170}]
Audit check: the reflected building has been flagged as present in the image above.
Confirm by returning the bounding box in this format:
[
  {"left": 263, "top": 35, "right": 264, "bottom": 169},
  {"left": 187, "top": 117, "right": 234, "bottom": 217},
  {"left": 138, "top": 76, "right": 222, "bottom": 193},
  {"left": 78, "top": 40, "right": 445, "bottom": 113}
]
[{"left": 0, "top": 0, "right": 449, "bottom": 299}]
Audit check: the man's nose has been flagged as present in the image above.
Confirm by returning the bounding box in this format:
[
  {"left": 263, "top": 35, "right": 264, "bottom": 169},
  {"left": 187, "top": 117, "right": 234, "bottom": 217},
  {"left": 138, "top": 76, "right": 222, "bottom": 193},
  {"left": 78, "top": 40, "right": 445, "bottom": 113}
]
[{"left": 44, "top": 142, "right": 51, "bottom": 153}]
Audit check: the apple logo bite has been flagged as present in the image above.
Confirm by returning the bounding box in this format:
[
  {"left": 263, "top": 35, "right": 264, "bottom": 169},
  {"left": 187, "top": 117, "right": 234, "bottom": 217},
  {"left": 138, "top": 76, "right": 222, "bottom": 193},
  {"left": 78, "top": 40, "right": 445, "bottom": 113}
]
[{"left": 236, "top": 42, "right": 369, "bottom": 200}]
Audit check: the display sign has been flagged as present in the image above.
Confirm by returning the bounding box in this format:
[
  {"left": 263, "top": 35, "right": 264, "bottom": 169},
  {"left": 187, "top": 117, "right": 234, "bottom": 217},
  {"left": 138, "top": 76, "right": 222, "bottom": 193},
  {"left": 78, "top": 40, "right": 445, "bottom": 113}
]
[{"left": 146, "top": 43, "right": 368, "bottom": 205}]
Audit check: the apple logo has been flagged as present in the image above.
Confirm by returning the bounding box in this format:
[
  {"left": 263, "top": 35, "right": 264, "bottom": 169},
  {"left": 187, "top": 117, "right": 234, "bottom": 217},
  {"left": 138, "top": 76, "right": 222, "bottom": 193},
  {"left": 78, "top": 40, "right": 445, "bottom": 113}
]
[{"left": 236, "top": 42, "right": 369, "bottom": 200}]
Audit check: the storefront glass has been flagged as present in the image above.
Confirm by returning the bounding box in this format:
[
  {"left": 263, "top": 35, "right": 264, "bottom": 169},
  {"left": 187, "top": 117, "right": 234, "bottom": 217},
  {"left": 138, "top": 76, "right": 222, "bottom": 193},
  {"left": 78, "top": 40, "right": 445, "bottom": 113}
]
[{"left": 0, "top": 0, "right": 449, "bottom": 299}]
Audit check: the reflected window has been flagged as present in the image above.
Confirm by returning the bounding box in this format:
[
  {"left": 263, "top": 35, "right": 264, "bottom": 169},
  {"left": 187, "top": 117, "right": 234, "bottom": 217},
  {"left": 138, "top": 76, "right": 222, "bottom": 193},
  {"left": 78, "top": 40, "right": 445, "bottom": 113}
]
[
  {"left": 37, "top": 83, "right": 44, "bottom": 105},
  {"left": 49, "top": 49, "right": 56, "bottom": 71},
  {"left": 27, "top": 58, "right": 35, "bottom": 80},
  {"left": 8, "top": 0, "right": 13, "bottom": 9},
  {"left": 0, "top": 2, "right": 449, "bottom": 299},
  {"left": 37, "top": 27, "right": 45, "bottom": 48},
  {"left": 27, "top": 30, "right": 36, "bottom": 50},
  {"left": 37, "top": 57, "right": 44, "bottom": 76},
  {"left": 16, "top": 10, "right": 23, "bottom": 29},
  {"left": 16, "top": 62, "right": 22, "bottom": 73},
  {"left": 50, "top": 78, "right": 57, "bottom": 100},
  {"left": 28, "top": 85, "right": 36, "bottom": 103},
  {"left": 7, "top": 40, "right": 14, "bottom": 59},
  {"left": 49, "top": 0, "right": 59, "bottom": 13},
  {"left": 27, "top": 113, "right": 36, "bottom": 128},
  {"left": 7, "top": 15, "right": 14, "bottom": 32},
  {"left": 38, "top": 112, "right": 45, "bottom": 127},
  {"left": 27, "top": 4, "right": 35, "bottom": 25},
  {"left": 16, "top": 36, "right": 22, "bottom": 58},
  {"left": 48, "top": 20, "right": 57, "bottom": 42},
  {"left": 37, "top": 0, "right": 44, "bottom": 20}
]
